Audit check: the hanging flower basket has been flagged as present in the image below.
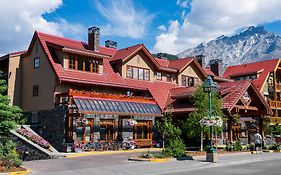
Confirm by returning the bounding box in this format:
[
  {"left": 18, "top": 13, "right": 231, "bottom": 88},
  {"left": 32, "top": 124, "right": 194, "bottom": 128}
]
[
  {"left": 127, "top": 119, "right": 137, "bottom": 126},
  {"left": 76, "top": 117, "right": 89, "bottom": 126},
  {"left": 199, "top": 116, "right": 223, "bottom": 127}
]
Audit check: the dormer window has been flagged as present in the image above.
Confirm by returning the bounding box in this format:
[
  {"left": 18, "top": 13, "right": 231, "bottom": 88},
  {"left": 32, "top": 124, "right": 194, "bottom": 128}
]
[
  {"left": 167, "top": 74, "right": 172, "bottom": 82},
  {"left": 182, "top": 75, "right": 198, "bottom": 87},
  {"left": 156, "top": 72, "right": 162, "bottom": 80},
  {"left": 127, "top": 65, "right": 149, "bottom": 81},
  {"left": 68, "top": 56, "right": 100, "bottom": 73}
]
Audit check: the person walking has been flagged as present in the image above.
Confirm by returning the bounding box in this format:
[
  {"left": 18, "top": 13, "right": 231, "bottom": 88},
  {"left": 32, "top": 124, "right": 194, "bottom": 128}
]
[{"left": 254, "top": 131, "right": 262, "bottom": 154}]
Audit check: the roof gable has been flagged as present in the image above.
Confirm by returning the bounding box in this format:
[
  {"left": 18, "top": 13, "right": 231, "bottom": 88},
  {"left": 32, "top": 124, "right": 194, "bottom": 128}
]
[{"left": 223, "top": 59, "right": 280, "bottom": 90}]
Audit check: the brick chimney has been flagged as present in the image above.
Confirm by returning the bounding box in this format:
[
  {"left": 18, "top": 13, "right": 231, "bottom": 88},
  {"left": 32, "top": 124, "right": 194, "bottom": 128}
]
[
  {"left": 210, "top": 59, "right": 223, "bottom": 76},
  {"left": 105, "top": 40, "right": 117, "bottom": 49},
  {"left": 195, "top": 55, "right": 206, "bottom": 68},
  {"left": 88, "top": 27, "right": 100, "bottom": 51}
]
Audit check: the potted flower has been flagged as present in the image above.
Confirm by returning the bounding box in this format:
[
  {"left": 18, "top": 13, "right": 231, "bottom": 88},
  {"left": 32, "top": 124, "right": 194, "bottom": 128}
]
[{"left": 72, "top": 142, "right": 84, "bottom": 152}]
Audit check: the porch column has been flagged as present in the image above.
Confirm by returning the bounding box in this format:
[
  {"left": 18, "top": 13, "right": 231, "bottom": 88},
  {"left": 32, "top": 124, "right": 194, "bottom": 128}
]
[
  {"left": 259, "top": 116, "right": 264, "bottom": 140},
  {"left": 228, "top": 117, "right": 233, "bottom": 143}
]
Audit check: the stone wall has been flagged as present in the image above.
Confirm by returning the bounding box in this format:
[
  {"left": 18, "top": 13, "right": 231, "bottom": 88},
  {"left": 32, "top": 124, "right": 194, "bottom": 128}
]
[
  {"left": 28, "top": 106, "right": 66, "bottom": 151},
  {"left": 13, "top": 135, "right": 51, "bottom": 161}
]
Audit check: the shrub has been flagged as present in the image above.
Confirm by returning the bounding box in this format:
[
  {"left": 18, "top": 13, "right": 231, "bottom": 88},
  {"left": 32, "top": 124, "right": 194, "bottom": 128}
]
[
  {"left": 267, "top": 145, "right": 281, "bottom": 150},
  {"left": 162, "top": 139, "right": 186, "bottom": 158},
  {"left": 233, "top": 141, "right": 242, "bottom": 151},
  {"left": 0, "top": 141, "right": 22, "bottom": 168}
]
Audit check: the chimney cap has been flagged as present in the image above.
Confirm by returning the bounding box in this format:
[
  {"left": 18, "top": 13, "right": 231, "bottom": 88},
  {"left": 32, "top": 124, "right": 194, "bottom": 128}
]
[{"left": 88, "top": 26, "right": 100, "bottom": 34}]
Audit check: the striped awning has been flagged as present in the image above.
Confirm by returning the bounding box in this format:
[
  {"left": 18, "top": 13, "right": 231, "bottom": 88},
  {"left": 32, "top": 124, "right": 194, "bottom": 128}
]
[{"left": 73, "top": 96, "right": 162, "bottom": 117}]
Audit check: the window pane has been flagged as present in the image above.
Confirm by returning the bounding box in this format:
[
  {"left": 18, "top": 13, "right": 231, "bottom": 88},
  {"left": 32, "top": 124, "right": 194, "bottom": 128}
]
[
  {"left": 100, "top": 125, "right": 106, "bottom": 140},
  {"left": 143, "top": 126, "right": 148, "bottom": 139},
  {"left": 85, "top": 126, "right": 91, "bottom": 141},
  {"left": 139, "top": 68, "right": 144, "bottom": 80},
  {"left": 182, "top": 75, "right": 186, "bottom": 86},
  {"left": 92, "top": 60, "right": 99, "bottom": 73},
  {"left": 85, "top": 59, "right": 91, "bottom": 72},
  {"left": 137, "top": 126, "right": 142, "bottom": 139},
  {"left": 156, "top": 72, "right": 162, "bottom": 80},
  {"left": 76, "top": 127, "right": 84, "bottom": 141},
  {"left": 69, "top": 56, "right": 76, "bottom": 69},
  {"left": 144, "top": 69, "right": 149, "bottom": 80},
  {"left": 78, "top": 58, "right": 83, "bottom": 70},
  {"left": 127, "top": 66, "right": 132, "bottom": 78},
  {"left": 34, "top": 57, "right": 40, "bottom": 69},
  {"left": 133, "top": 67, "right": 139, "bottom": 79}
]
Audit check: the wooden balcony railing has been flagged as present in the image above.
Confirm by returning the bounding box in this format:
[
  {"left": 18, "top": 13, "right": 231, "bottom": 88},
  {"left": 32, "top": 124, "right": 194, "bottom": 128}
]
[
  {"left": 269, "top": 100, "right": 281, "bottom": 108},
  {"left": 270, "top": 117, "right": 281, "bottom": 125},
  {"left": 276, "top": 83, "right": 281, "bottom": 91}
]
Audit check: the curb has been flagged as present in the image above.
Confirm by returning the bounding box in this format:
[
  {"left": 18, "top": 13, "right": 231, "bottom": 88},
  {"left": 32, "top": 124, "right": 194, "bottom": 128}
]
[
  {"left": 128, "top": 156, "right": 172, "bottom": 163},
  {"left": 9, "top": 169, "right": 31, "bottom": 175},
  {"left": 65, "top": 148, "right": 163, "bottom": 158}
]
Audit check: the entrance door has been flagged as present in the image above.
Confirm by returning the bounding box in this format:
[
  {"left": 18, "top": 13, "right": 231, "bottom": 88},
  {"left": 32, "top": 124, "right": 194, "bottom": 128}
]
[{"left": 232, "top": 123, "right": 241, "bottom": 141}]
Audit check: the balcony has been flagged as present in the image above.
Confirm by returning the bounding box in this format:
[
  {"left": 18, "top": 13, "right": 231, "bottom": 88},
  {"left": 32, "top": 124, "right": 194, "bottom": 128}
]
[
  {"left": 276, "top": 83, "right": 281, "bottom": 91},
  {"left": 270, "top": 117, "right": 281, "bottom": 125},
  {"left": 268, "top": 100, "right": 281, "bottom": 109}
]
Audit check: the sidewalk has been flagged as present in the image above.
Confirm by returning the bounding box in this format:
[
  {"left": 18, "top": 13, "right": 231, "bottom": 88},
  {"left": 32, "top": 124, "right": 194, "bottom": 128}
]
[{"left": 62, "top": 148, "right": 163, "bottom": 158}]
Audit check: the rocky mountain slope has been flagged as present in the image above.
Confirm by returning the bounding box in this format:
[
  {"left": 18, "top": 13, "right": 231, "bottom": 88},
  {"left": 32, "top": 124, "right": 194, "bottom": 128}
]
[{"left": 178, "top": 26, "right": 281, "bottom": 66}]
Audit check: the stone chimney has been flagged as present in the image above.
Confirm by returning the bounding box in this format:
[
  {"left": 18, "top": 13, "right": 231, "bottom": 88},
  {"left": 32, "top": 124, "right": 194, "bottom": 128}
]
[
  {"left": 105, "top": 40, "right": 117, "bottom": 49},
  {"left": 210, "top": 59, "right": 223, "bottom": 76},
  {"left": 195, "top": 55, "right": 206, "bottom": 68},
  {"left": 88, "top": 27, "right": 100, "bottom": 51}
]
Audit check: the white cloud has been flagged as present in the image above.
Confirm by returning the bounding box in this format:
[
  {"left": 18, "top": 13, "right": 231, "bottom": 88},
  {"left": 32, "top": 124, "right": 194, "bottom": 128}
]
[
  {"left": 158, "top": 25, "right": 167, "bottom": 32},
  {"left": 94, "top": 0, "right": 154, "bottom": 39},
  {"left": 0, "top": 0, "right": 85, "bottom": 55},
  {"left": 154, "top": 0, "right": 281, "bottom": 54}
]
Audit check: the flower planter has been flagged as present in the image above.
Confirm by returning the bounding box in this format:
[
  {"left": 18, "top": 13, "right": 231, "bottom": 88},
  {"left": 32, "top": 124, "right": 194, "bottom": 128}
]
[{"left": 74, "top": 148, "right": 82, "bottom": 153}]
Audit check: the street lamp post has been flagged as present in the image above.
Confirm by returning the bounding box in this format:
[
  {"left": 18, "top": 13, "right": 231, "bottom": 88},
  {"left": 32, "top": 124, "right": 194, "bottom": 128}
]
[{"left": 203, "top": 75, "right": 218, "bottom": 162}]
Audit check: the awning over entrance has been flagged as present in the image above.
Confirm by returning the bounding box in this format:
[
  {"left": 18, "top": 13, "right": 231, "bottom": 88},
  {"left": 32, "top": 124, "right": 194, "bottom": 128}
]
[{"left": 73, "top": 96, "right": 162, "bottom": 117}]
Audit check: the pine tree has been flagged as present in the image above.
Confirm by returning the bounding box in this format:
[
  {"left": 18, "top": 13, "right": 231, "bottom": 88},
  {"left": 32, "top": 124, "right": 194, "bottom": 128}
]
[
  {"left": 181, "top": 85, "right": 224, "bottom": 149},
  {"left": 0, "top": 72, "right": 23, "bottom": 168}
]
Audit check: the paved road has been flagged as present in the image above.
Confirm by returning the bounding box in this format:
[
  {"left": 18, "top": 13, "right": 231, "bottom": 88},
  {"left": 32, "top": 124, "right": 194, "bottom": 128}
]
[
  {"left": 163, "top": 159, "right": 281, "bottom": 175},
  {"left": 24, "top": 152, "right": 281, "bottom": 175}
]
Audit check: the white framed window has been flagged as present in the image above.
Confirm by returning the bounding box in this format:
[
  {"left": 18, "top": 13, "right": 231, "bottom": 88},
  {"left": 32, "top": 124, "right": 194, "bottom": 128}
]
[
  {"left": 34, "top": 57, "right": 40, "bottom": 69},
  {"left": 156, "top": 72, "right": 162, "bottom": 80}
]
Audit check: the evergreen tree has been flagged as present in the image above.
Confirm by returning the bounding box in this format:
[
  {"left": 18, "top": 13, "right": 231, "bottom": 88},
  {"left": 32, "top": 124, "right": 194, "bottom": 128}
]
[
  {"left": 157, "top": 109, "right": 186, "bottom": 158},
  {"left": 0, "top": 72, "right": 23, "bottom": 168},
  {"left": 181, "top": 85, "right": 224, "bottom": 146}
]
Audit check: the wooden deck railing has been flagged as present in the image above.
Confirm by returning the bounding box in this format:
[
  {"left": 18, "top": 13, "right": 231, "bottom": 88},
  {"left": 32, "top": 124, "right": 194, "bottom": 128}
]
[
  {"left": 269, "top": 100, "right": 281, "bottom": 108},
  {"left": 271, "top": 117, "right": 281, "bottom": 125},
  {"left": 276, "top": 83, "right": 281, "bottom": 91}
]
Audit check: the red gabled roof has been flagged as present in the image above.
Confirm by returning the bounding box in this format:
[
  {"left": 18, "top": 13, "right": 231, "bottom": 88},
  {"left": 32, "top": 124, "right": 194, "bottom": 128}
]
[
  {"left": 110, "top": 44, "right": 142, "bottom": 62},
  {"left": 28, "top": 31, "right": 178, "bottom": 110},
  {"left": 223, "top": 59, "right": 280, "bottom": 90},
  {"left": 168, "top": 57, "right": 193, "bottom": 70},
  {"left": 165, "top": 80, "right": 271, "bottom": 114},
  {"left": 204, "top": 68, "right": 216, "bottom": 76},
  {"left": 154, "top": 57, "right": 170, "bottom": 67}
]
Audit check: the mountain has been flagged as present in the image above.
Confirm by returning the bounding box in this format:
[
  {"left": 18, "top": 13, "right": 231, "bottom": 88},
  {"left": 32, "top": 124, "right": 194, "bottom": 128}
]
[{"left": 177, "top": 26, "right": 281, "bottom": 67}]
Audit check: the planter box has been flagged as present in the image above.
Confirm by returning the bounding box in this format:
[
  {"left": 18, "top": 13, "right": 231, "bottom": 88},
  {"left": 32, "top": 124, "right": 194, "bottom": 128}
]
[{"left": 206, "top": 152, "right": 218, "bottom": 162}]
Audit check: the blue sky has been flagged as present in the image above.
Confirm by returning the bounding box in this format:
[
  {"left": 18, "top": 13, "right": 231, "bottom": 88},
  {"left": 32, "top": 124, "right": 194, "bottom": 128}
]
[{"left": 1, "top": 0, "right": 281, "bottom": 55}]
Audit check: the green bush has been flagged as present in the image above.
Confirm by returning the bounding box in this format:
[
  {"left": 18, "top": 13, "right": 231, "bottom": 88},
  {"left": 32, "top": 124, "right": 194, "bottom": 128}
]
[
  {"left": 233, "top": 141, "right": 242, "bottom": 151},
  {"left": 267, "top": 145, "right": 281, "bottom": 150},
  {"left": 162, "top": 139, "right": 186, "bottom": 158},
  {"left": 0, "top": 141, "right": 22, "bottom": 168}
]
